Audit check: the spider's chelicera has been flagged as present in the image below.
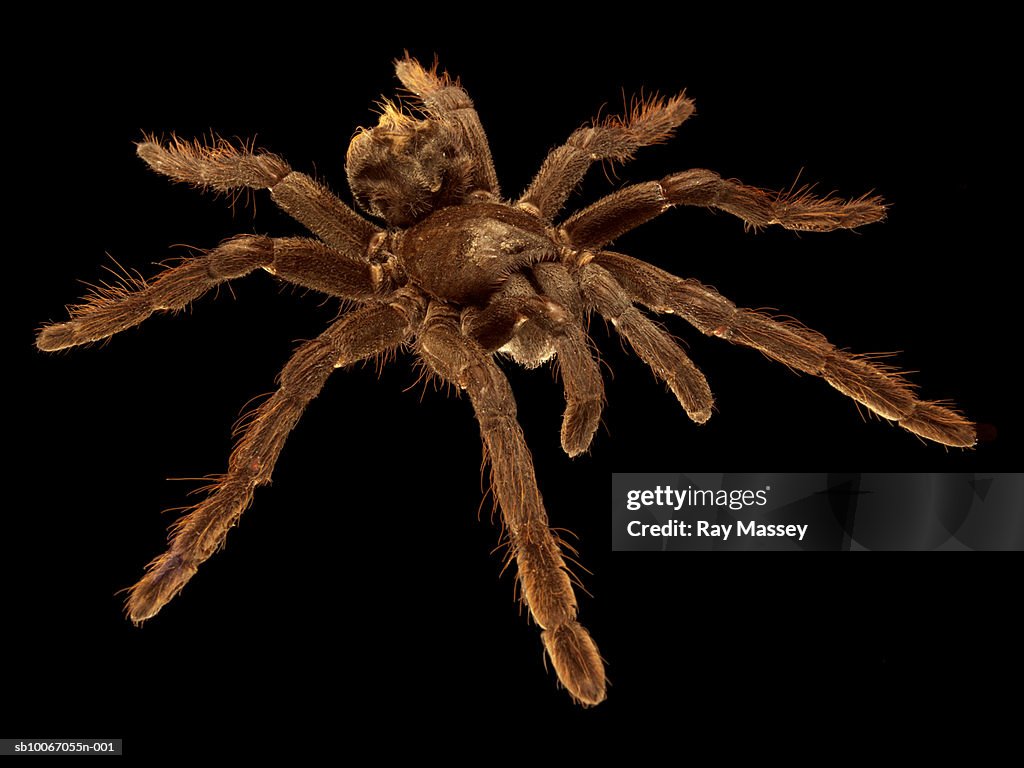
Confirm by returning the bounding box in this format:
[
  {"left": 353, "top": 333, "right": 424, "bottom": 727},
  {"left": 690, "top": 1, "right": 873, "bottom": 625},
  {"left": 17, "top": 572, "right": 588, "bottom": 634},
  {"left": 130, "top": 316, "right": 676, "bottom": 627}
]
[{"left": 37, "top": 57, "right": 973, "bottom": 706}]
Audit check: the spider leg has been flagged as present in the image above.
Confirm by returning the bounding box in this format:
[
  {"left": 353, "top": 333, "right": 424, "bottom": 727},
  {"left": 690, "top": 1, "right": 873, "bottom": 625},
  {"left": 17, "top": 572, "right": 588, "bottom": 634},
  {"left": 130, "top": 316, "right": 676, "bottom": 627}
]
[
  {"left": 136, "top": 136, "right": 380, "bottom": 256},
  {"left": 550, "top": 324, "right": 605, "bottom": 457},
  {"left": 126, "top": 300, "right": 417, "bottom": 622},
  {"left": 37, "top": 236, "right": 390, "bottom": 351},
  {"left": 462, "top": 267, "right": 605, "bottom": 456},
  {"left": 461, "top": 292, "right": 571, "bottom": 352},
  {"left": 594, "top": 250, "right": 975, "bottom": 447},
  {"left": 417, "top": 302, "right": 606, "bottom": 706},
  {"left": 533, "top": 263, "right": 605, "bottom": 457},
  {"left": 519, "top": 92, "right": 695, "bottom": 221},
  {"left": 394, "top": 56, "right": 500, "bottom": 196},
  {"left": 579, "top": 262, "right": 713, "bottom": 424},
  {"left": 563, "top": 169, "right": 887, "bottom": 249}
]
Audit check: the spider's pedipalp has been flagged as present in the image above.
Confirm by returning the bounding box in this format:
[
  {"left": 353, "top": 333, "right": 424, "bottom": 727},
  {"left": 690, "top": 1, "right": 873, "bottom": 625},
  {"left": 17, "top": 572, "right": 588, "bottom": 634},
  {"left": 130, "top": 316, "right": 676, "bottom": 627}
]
[
  {"left": 595, "top": 251, "right": 975, "bottom": 447},
  {"left": 394, "top": 55, "right": 500, "bottom": 196},
  {"left": 562, "top": 168, "right": 887, "bottom": 249},
  {"left": 36, "top": 236, "right": 388, "bottom": 351},
  {"left": 416, "top": 302, "right": 606, "bottom": 706},
  {"left": 581, "top": 263, "right": 713, "bottom": 424},
  {"left": 520, "top": 92, "right": 695, "bottom": 222},
  {"left": 126, "top": 301, "right": 415, "bottom": 623},
  {"left": 137, "top": 136, "right": 381, "bottom": 255}
]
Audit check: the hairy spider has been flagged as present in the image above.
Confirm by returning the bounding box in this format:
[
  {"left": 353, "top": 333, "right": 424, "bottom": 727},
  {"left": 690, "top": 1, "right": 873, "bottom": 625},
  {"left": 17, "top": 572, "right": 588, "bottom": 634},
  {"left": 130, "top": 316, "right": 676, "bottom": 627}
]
[{"left": 36, "top": 56, "right": 973, "bottom": 706}]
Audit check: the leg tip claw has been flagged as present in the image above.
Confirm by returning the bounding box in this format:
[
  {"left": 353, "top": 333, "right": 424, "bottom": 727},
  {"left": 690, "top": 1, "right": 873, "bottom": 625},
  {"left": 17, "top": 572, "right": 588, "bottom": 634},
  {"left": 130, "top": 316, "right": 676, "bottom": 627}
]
[
  {"left": 542, "top": 621, "right": 607, "bottom": 706},
  {"left": 36, "top": 323, "right": 78, "bottom": 352}
]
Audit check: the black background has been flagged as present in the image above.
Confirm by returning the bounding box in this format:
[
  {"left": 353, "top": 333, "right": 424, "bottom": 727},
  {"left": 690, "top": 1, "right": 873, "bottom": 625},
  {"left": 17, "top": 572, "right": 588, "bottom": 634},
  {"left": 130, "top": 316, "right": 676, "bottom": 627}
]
[{"left": 10, "top": 21, "right": 1017, "bottom": 751}]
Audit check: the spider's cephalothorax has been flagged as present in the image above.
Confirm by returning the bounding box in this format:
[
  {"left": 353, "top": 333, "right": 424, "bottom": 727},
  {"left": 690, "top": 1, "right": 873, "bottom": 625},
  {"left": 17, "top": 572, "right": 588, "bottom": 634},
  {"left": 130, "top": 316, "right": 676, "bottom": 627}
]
[
  {"left": 346, "top": 101, "right": 473, "bottom": 226},
  {"left": 36, "top": 56, "right": 974, "bottom": 706}
]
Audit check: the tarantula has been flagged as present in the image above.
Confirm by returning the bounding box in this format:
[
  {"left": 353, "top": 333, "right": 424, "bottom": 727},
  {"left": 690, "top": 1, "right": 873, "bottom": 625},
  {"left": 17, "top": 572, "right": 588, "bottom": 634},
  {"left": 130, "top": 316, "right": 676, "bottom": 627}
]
[{"left": 36, "top": 56, "right": 973, "bottom": 706}]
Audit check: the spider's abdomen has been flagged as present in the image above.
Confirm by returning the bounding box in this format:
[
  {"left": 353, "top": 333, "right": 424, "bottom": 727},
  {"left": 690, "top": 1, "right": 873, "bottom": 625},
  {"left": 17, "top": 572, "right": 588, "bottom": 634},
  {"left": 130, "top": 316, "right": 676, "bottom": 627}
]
[{"left": 398, "top": 202, "right": 556, "bottom": 305}]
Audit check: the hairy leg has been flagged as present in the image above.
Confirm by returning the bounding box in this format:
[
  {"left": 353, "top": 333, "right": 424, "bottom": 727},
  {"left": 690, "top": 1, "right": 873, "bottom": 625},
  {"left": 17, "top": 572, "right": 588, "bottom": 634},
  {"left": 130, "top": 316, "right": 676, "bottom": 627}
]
[
  {"left": 595, "top": 251, "right": 975, "bottom": 446},
  {"left": 417, "top": 303, "right": 605, "bottom": 706},
  {"left": 461, "top": 293, "right": 570, "bottom": 352},
  {"left": 126, "top": 301, "right": 415, "bottom": 622},
  {"left": 549, "top": 322, "right": 606, "bottom": 456},
  {"left": 532, "top": 263, "right": 605, "bottom": 456},
  {"left": 136, "top": 135, "right": 380, "bottom": 256},
  {"left": 37, "top": 236, "right": 390, "bottom": 351},
  {"left": 563, "top": 169, "right": 886, "bottom": 249},
  {"left": 463, "top": 267, "right": 605, "bottom": 456},
  {"left": 519, "top": 93, "right": 695, "bottom": 221},
  {"left": 395, "top": 56, "right": 500, "bottom": 196},
  {"left": 580, "top": 262, "right": 713, "bottom": 424}
]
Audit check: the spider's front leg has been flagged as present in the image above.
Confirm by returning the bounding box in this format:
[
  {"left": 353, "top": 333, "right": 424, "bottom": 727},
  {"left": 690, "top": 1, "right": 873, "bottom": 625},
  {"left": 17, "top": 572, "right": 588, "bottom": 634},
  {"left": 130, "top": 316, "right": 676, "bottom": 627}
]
[
  {"left": 395, "top": 56, "right": 500, "bottom": 196},
  {"left": 519, "top": 92, "right": 695, "bottom": 221},
  {"left": 417, "top": 303, "right": 606, "bottom": 706},
  {"left": 563, "top": 168, "right": 886, "bottom": 247},
  {"left": 126, "top": 299, "right": 416, "bottom": 622},
  {"left": 135, "top": 135, "right": 380, "bottom": 254},
  {"left": 37, "top": 236, "right": 390, "bottom": 351}
]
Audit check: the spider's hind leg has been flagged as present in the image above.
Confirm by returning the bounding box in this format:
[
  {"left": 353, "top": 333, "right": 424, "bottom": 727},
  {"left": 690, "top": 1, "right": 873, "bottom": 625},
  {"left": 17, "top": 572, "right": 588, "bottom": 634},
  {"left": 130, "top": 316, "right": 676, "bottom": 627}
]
[
  {"left": 417, "top": 302, "right": 606, "bottom": 706},
  {"left": 579, "top": 262, "right": 714, "bottom": 424},
  {"left": 126, "top": 301, "right": 414, "bottom": 622},
  {"left": 594, "top": 251, "right": 975, "bottom": 447}
]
